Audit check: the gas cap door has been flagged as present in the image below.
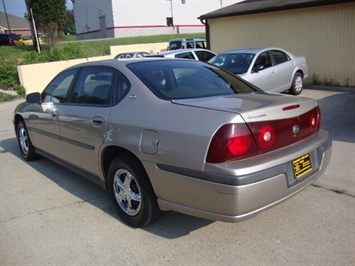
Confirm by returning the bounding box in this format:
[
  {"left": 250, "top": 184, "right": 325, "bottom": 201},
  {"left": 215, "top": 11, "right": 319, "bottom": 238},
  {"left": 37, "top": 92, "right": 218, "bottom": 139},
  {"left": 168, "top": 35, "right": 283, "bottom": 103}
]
[{"left": 140, "top": 130, "right": 159, "bottom": 155}]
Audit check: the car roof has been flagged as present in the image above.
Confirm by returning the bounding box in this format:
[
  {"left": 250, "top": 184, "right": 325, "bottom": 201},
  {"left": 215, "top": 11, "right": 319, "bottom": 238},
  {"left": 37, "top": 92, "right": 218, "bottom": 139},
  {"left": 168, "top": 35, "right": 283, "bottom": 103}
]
[
  {"left": 118, "top": 51, "right": 148, "bottom": 54},
  {"left": 66, "top": 58, "right": 198, "bottom": 69},
  {"left": 221, "top": 47, "right": 283, "bottom": 54},
  {"left": 169, "top": 38, "right": 205, "bottom": 42},
  {"left": 149, "top": 48, "right": 213, "bottom": 56}
]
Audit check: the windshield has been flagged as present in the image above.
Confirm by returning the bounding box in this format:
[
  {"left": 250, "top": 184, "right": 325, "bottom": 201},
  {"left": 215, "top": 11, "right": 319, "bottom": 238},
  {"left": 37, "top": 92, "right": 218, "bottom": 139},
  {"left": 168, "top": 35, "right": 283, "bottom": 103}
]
[
  {"left": 209, "top": 53, "right": 255, "bottom": 75},
  {"left": 127, "top": 60, "right": 260, "bottom": 100}
]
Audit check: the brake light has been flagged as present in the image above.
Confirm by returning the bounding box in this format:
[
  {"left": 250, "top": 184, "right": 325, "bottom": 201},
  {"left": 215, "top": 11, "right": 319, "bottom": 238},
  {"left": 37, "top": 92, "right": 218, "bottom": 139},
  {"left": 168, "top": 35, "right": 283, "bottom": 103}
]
[
  {"left": 9, "top": 39, "right": 13, "bottom": 45},
  {"left": 207, "top": 107, "right": 321, "bottom": 164},
  {"left": 206, "top": 124, "right": 258, "bottom": 163}
]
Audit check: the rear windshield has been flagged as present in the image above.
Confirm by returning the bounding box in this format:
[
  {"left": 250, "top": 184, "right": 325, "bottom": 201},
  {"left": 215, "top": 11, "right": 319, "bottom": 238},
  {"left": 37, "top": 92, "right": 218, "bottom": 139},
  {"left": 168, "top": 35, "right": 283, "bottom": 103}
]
[{"left": 127, "top": 60, "right": 259, "bottom": 100}]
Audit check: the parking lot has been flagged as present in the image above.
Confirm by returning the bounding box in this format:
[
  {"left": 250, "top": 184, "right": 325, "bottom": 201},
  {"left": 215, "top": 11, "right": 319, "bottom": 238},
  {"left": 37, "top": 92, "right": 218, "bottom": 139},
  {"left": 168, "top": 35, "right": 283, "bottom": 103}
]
[{"left": 1, "top": 88, "right": 354, "bottom": 265}]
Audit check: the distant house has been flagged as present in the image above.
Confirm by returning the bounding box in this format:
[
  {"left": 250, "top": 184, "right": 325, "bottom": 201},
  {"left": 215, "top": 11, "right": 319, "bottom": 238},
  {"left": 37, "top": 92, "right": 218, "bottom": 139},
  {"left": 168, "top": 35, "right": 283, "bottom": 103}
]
[
  {"left": 72, "top": 0, "right": 240, "bottom": 40},
  {"left": 199, "top": 0, "right": 355, "bottom": 86},
  {"left": 0, "top": 12, "right": 30, "bottom": 36}
]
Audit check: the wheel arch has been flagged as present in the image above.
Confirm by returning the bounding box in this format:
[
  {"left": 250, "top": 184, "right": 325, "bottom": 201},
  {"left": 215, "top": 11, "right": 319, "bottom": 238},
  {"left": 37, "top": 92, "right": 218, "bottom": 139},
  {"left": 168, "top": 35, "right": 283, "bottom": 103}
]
[
  {"left": 292, "top": 69, "right": 304, "bottom": 81},
  {"left": 14, "top": 114, "right": 25, "bottom": 135},
  {"left": 100, "top": 146, "right": 147, "bottom": 189}
]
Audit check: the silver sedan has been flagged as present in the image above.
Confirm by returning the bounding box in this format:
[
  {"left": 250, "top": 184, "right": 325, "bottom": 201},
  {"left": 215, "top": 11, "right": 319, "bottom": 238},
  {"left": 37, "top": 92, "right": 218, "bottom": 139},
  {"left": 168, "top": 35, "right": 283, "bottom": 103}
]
[
  {"left": 14, "top": 58, "right": 330, "bottom": 228},
  {"left": 209, "top": 47, "right": 309, "bottom": 95}
]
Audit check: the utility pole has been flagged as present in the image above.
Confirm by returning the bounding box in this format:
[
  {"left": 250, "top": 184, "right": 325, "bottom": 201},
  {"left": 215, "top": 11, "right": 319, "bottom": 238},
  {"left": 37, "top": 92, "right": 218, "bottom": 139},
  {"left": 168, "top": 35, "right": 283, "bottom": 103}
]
[
  {"left": 25, "top": 0, "right": 40, "bottom": 53},
  {"left": 1, "top": 0, "right": 11, "bottom": 32}
]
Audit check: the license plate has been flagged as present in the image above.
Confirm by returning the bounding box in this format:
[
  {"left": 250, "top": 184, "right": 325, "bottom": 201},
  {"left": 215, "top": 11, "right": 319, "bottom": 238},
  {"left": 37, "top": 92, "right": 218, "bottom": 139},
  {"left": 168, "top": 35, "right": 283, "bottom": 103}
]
[{"left": 293, "top": 153, "right": 312, "bottom": 179}]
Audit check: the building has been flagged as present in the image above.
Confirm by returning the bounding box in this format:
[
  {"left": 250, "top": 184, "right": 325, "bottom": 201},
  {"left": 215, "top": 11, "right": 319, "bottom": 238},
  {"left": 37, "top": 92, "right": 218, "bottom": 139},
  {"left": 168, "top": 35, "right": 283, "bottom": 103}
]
[
  {"left": 199, "top": 0, "right": 355, "bottom": 86},
  {"left": 0, "top": 11, "right": 30, "bottom": 36},
  {"left": 72, "top": 0, "right": 239, "bottom": 40}
]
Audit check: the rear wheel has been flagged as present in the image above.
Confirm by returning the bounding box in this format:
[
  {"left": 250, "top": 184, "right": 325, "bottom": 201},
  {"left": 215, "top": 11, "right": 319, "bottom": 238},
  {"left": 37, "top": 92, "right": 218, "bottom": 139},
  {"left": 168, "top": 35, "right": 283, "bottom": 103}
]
[
  {"left": 290, "top": 73, "right": 303, "bottom": 95},
  {"left": 16, "top": 120, "right": 37, "bottom": 161},
  {"left": 107, "top": 154, "right": 161, "bottom": 228}
]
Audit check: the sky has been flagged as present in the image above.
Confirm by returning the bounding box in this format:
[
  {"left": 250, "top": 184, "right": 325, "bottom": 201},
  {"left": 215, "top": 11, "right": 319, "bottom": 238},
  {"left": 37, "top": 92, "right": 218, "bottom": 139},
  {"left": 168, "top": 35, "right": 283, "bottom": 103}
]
[{"left": 0, "top": 0, "right": 73, "bottom": 18}]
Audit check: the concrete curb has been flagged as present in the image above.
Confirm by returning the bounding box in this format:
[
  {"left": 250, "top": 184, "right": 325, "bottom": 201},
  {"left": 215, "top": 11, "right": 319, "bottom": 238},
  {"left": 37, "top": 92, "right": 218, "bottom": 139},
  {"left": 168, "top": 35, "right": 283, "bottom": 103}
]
[{"left": 304, "top": 85, "right": 355, "bottom": 93}]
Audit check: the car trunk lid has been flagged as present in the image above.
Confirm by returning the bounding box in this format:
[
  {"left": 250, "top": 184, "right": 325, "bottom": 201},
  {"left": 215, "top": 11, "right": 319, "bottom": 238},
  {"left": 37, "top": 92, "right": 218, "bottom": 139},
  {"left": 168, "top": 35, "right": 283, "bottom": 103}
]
[{"left": 173, "top": 92, "right": 321, "bottom": 162}]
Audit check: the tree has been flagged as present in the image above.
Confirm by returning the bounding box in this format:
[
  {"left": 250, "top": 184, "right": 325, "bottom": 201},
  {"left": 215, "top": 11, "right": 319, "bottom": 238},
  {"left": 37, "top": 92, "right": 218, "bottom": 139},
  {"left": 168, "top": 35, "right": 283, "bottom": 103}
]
[
  {"left": 26, "top": 0, "right": 67, "bottom": 51},
  {"left": 63, "top": 9, "right": 76, "bottom": 35}
]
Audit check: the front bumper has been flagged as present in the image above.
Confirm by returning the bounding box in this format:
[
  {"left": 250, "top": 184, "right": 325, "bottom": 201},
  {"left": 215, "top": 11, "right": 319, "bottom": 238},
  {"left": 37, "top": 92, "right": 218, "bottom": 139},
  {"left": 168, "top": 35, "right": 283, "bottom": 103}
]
[{"left": 146, "top": 129, "right": 332, "bottom": 223}]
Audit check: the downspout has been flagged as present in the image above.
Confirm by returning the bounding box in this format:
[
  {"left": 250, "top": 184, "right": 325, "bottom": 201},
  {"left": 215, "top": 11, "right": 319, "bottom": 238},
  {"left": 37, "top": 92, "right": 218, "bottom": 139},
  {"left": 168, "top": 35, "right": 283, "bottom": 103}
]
[{"left": 199, "top": 18, "right": 210, "bottom": 50}]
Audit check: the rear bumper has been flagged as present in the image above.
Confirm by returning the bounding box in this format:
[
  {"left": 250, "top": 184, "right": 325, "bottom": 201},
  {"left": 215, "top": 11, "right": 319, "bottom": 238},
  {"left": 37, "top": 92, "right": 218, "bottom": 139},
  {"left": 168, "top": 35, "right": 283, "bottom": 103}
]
[{"left": 148, "top": 130, "right": 332, "bottom": 223}]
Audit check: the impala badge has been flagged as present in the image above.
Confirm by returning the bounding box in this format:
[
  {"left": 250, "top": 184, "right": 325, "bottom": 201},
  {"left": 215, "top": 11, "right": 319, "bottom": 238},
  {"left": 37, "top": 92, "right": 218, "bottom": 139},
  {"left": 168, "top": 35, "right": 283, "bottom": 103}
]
[{"left": 292, "top": 125, "right": 300, "bottom": 135}]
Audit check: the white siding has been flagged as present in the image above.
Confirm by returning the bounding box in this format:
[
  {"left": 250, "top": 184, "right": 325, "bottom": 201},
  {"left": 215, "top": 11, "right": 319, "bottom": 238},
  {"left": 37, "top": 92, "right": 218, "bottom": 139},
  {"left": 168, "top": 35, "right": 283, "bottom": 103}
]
[
  {"left": 74, "top": 0, "right": 114, "bottom": 39},
  {"left": 74, "top": 0, "right": 239, "bottom": 39}
]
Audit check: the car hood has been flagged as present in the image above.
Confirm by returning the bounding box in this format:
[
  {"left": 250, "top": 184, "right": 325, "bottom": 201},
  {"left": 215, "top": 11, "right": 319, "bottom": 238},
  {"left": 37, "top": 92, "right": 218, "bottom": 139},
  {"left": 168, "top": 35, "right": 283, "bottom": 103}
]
[{"left": 172, "top": 92, "right": 317, "bottom": 122}]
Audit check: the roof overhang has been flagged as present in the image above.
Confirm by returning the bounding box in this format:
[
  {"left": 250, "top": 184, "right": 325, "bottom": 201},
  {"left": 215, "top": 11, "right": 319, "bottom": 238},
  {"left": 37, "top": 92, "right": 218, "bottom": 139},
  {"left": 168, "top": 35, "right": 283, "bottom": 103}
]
[{"left": 199, "top": 0, "right": 355, "bottom": 21}]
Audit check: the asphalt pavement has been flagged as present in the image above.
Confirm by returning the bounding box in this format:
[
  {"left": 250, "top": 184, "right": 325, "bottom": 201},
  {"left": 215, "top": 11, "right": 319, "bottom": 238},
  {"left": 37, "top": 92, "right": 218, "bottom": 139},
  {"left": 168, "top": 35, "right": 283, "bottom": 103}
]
[{"left": 0, "top": 88, "right": 354, "bottom": 265}]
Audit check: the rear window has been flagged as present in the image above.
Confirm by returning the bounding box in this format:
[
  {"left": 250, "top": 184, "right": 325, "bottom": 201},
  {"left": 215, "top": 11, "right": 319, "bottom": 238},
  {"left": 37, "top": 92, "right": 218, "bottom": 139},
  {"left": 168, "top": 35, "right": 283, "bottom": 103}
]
[{"left": 127, "top": 60, "right": 259, "bottom": 100}]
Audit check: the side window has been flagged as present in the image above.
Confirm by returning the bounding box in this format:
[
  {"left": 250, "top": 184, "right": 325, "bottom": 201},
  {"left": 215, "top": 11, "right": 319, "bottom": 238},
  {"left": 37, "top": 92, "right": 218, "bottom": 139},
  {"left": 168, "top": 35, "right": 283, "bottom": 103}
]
[
  {"left": 169, "top": 41, "right": 181, "bottom": 50},
  {"left": 195, "top": 41, "right": 205, "bottom": 49},
  {"left": 42, "top": 69, "right": 76, "bottom": 103},
  {"left": 270, "top": 50, "right": 290, "bottom": 65},
  {"left": 195, "top": 51, "right": 215, "bottom": 62},
  {"left": 253, "top": 52, "right": 272, "bottom": 70},
  {"left": 186, "top": 42, "right": 194, "bottom": 49},
  {"left": 71, "top": 66, "right": 114, "bottom": 105},
  {"left": 115, "top": 72, "right": 130, "bottom": 102},
  {"left": 176, "top": 52, "right": 195, "bottom": 60}
]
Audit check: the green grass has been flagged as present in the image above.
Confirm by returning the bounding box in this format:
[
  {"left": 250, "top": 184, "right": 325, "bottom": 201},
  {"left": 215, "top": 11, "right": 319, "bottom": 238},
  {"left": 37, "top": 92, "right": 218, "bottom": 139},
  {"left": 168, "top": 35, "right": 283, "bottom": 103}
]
[
  {"left": 0, "top": 33, "right": 205, "bottom": 61},
  {"left": 0, "top": 92, "right": 20, "bottom": 102}
]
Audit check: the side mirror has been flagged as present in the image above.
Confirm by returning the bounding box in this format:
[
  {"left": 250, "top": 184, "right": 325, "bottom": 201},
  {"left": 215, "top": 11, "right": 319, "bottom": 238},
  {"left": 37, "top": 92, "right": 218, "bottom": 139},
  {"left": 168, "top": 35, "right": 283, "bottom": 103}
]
[
  {"left": 252, "top": 64, "right": 264, "bottom": 73},
  {"left": 26, "top": 92, "right": 41, "bottom": 103}
]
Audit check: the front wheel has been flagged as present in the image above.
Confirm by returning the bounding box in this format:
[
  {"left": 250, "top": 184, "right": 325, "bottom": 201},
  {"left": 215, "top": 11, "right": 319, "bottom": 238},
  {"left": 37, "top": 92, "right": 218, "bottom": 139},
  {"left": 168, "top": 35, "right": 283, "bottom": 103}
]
[
  {"left": 107, "top": 155, "right": 161, "bottom": 228},
  {"left": 290, "top": 73, "right": 303, "bottom": 95},
  {"left": 16, "top": 120, "right": 37, "bottom": 161}
]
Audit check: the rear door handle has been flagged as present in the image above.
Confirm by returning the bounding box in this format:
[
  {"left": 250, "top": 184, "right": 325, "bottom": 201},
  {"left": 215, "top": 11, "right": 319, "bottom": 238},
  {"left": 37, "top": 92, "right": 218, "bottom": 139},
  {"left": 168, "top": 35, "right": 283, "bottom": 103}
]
[
  {"left": 51, "top": 111, "right": 59, "bottom": 119},
  {"left": 90, "top": 116, "right": 104, "bottom": 127}
]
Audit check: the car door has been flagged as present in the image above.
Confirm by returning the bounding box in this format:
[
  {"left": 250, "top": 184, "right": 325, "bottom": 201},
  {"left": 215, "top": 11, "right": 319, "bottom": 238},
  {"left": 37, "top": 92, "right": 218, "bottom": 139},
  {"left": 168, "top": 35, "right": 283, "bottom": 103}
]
[
  {"left": 27, "top": 68, "right": 77, "bottom": 160},
  {"left": 247, "top": 51, "right": 278, "bottom": 91},
  {"left": 270, "top": 49, "right": 294, "bottom": 91},
  {"left": 59, "top": 66, "right": 116, "bottom": 176}
]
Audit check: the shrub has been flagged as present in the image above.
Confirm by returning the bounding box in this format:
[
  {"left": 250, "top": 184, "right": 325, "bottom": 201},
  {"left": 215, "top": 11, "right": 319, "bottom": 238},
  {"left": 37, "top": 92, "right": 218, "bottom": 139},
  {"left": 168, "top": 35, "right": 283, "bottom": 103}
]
[
  {"left": 22, "top": 43, "right": 86, "bottom": 64},
  {"left": 0, "top": 59, "right": 20, "bottom": 89}
]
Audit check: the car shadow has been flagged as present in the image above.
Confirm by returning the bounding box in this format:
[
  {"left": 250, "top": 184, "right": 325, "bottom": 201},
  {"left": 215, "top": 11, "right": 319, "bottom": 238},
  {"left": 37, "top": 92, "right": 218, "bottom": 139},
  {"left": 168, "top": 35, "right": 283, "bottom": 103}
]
[
  {"left": 316, "top": 92, "right": 355, "bottom": 143},
  {"left": 0, "top": 137, "right": 213, "bottom": 239}
]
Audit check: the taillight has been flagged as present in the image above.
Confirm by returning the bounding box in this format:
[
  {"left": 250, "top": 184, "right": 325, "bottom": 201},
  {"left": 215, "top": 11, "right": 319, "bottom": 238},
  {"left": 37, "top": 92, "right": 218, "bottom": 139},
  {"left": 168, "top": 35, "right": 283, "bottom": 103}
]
[
  {"left": 9, "top": 39, "right": 13, "bottom": 45},
  {"left": 258, "top": 125, "right": 275, "bottom": 149},
  {"left": 315, "top": 106, "right": 321, "bottom": 132},
  {"left": 206, "top": 123, "right": 258, "bottom": 163},
  {"left": 207, "top": 106, "right": 321, "bottom": 164}
]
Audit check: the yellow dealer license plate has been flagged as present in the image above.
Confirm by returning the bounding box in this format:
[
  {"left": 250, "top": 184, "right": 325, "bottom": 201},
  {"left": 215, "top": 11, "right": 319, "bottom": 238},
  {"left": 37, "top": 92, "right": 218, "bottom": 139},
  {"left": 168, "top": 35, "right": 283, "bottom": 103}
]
[{"left": 293, "top": 153, "right": 312, "bottom": 179}]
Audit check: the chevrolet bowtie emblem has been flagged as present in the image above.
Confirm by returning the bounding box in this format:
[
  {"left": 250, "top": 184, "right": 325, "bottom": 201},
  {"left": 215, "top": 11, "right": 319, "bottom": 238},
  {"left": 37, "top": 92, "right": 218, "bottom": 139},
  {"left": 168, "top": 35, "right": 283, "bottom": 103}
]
[{"left": 292, "top": 125, "right": 300, "bottom": 134}]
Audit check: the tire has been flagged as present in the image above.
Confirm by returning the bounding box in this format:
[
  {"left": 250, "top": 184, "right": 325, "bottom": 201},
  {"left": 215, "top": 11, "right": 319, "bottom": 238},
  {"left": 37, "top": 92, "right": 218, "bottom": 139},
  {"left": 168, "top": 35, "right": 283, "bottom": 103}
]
[
  {"left": 290, "top": 72, "right": 303, "bottom": 95},
  {"left": 16, "top": 120, "right": 37, "bottom": 161},
  {"left": 107, "top": 154, "right": 161, "bottom": 228}
]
